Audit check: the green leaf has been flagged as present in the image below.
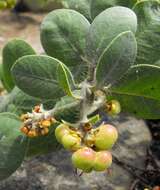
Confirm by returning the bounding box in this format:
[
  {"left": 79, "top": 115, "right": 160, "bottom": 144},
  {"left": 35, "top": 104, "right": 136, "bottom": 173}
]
[
  {"left": 0, "top": 87, "right": 57, "bottom": 114},
  {"left": 2, "top": 39, "right": 36, "bottom": 91},
  {"left": 90, "top": 0, "right": 117, "bottom": 19},
  {"left": 62, "top": 0, "right": 91, "bottom": 22},
  {"left": 0, "top": 58, "right": 9, "bottom": 91},
  {"left": 86, "top": 6, "right": 137, "bottom": 64},
  {"left": 90, "top": 0, "right": 137, "bottom": 19},
  {"left": 134, "top": 1, "right": 160, "bottom": 66},
  {"left": 11, "top": 55, "right": 75, "bottom": 100},
  {"left": 110, "top": 64, "right": 160, "bottom": 119},
  {"left": 26, "top": 124, "right": 60, "bottom": 157},
  {"left": 88, "top": 114, "right": 100, "bottom": 125},
  {"left": 96, "top": 31, "right": 137, "bottom": 87},
  {"left": 0, "top": 112, "right": 27, "bottom": 180},
  {"left": 54, "top": 92, "right": 82, "bottom": 124},
  {"left": 40, "top": 9, "right": 90, "bottom": 67},
  {"left": 57, "top": 62, "right": 76, "bottom": 97}
]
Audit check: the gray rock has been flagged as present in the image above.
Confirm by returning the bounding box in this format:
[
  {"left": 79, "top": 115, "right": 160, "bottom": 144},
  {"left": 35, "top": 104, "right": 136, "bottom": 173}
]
[{"left": 0, "top": 115, "right": 151, "bottom": 190}]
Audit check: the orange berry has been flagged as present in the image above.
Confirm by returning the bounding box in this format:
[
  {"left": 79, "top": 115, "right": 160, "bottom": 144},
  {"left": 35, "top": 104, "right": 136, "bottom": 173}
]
[
  {"left": 34, "top": 105, "right": 41, "bottom": 113},
  {"left": 41, "top": 128, "right": 49, "bottom": 135},
  {"left": 41, "top": 120, "right": 51, "bottom": 128},
  {"left": 28, "top": 130, "right": 37, "bottom": 138},
  {"left": 153, "top": 186, "right": 160, "bottom": 190},
  {"left": 20, "top": 126, "right": 29, "bottom": 134}
]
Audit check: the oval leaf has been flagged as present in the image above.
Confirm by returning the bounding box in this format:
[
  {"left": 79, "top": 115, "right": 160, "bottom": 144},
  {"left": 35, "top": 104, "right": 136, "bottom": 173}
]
[
  {"left": 54, "top": 93, "right": 82, "bottom": 124},
  {"left": 96, "top": 31, "right": 137, "bottom": 87},
  {"left": 90, "top": 0, "right": 136, "bottom": 19},
  {"left": 86, "top": 6, "right": 137, "bottom": 64},
  {"left": 0, "top": 112, "right": 27, "bottom": 180},
  {"left": 134, "top": 1, "right": 160, "bottom": 66},
  {"left": 11, "top": 55, "right": 75, "bottom": 100},
  {"left": 40, "top": 9, "right": 90, "bottom": 67},
  {"left": 109, "top": 64, "right": 160, "bottom": 119},
  {"left": 62, "top": 0, "right": 91, "bottom": 21},
  {"left": 57, "top": 63, "right": 76, "bottom": 97},
  {"left": 2, "top": 39, "right": 36, "bottom": 91}
]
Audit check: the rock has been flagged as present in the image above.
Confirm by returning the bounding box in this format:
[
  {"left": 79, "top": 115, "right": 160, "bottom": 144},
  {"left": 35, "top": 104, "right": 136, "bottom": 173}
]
[{"left": 0, "top": 115, "right": 151, "bottom": 190}]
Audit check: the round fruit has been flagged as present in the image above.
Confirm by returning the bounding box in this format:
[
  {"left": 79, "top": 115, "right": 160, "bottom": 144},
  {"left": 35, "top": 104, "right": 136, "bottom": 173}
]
[
  {"left": 72, "top": 147, "right": 96, "bottom": 172},
  {"left": 106, "top": 100, "right": 121, "bottom": 115},
  {"left": 94, "top": 124, "right": 118, "bottom": 150},
  {"left": 55, "top": 124, "right": 70, "bottom": 143},
  {"left": 93, "top": 151, "right": 112, "bottom": 171},
  {"left": 61, "top": 134, "right": 81, "bottom": 151},
  {"left": 6, "top": 0, "right": 16, "bottom": 8},
  {"left": 0, "top": 1, "right": 7, "bottom": 9}
]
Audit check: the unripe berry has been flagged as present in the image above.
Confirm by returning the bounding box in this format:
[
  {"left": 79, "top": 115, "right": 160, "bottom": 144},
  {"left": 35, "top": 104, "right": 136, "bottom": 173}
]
[
  {"left": 105, "top": 100, "right": 121, "bottom": 115},
  {"left": 72, "top": 147, "right": 96, "bottom": 172},
  {"left": 93, "top": 151, "right": 112, "bottom": 171},
  {"left": 0, "top": 1, "right": 7, "bottom": 9},
  {"left": 94, "top": 124, "right": 118, "bottom": 150},
  {"left": 61, "top": 134, "right": 81, "bottom": 151},
  {"left": 55, "top": 124, "right": 70, "bottom": 143},
  {"left": 6, "top": 0, "right": 16, "bottom": 8}
]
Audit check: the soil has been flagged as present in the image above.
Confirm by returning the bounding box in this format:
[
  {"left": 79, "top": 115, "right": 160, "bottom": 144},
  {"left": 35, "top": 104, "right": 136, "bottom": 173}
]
[{"left": 0, "top": 11, "right": 46, "bottom": 54}]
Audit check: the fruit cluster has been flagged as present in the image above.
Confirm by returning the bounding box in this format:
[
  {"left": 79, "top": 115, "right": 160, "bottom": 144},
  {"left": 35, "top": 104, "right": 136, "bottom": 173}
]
[
  {"left": 55, "top": 123, "right": 118, "bottom": 172},
  {"left": 0, "top": 0, "right": 16, "bottom": 10},
  {"left": 20, "top": 105, "right": 56, "bottom": 137}
]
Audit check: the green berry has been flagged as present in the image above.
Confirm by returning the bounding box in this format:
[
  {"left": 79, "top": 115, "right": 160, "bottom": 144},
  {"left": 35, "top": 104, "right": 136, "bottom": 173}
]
[
  {"left": 55, "top": 124, "right": 70, "bottom": 143},
  {"left": 6, "top": 0, "right": 16, "bottom": 8},
  {"left": 72, "top": 147, "right": 96, "bottom": 172},
  {"left": 94, "top": 124, "right": 118, "bottom": 150},
  {"left": 61, "top": 134, "right": 81, "bottom": 151},
  {"left": 0, "top": 1, "right": 7, "bottom": 9},
  {"left": 93, "top": 151, "right": 112, "bottom": 171},
  {"left": 106, "top": 100, "right": 121, "bottom": 115}
]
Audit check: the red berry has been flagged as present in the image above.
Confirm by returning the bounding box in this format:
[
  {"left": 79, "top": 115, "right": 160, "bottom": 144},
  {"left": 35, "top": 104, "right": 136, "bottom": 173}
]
[
  {"left": 72, "top": 147, "right": 96, "bottom": 172},
  {"left": 93, "top": 151, "right": 112, "bottom": 171}
]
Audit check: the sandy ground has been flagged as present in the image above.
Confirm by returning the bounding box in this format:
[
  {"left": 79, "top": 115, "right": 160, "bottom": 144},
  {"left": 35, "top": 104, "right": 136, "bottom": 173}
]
[{"left": 0, "top": 11, "right": 46, "bottom": 54}]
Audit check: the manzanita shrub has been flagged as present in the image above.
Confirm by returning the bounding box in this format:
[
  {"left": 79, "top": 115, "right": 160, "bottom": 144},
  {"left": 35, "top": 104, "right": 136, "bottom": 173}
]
[{"left": 0, "top": 4, "right": 160, "bottom": 180}]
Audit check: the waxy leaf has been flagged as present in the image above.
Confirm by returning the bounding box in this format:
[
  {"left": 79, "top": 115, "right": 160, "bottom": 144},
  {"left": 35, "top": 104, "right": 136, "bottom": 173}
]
[
  {"left": 62, "top": 0, "right": 91, "bottom": 21},
  {"left": 90, "top": 0, "right": 137, "bottom": 19},
  {"left": 86, "top": 6, "right": 137, "bottom": 64},
  {"left": 0, "top": 113, "right": 27, "bottom": 180},
  {"left": 134, "top": 1, "right": 160, "bottom": 66},
  {"left": 54, "top": 92, "right": 82, "bottom": 124},
  {"left": 11, "top": 55, "right": 75, "bottom": 100},
  {"left": 40, "top": 9, "right": 90, "bottom": 67},
  {"left": 2, "top": 39, "right": 36, "bottom": 91},
  {"left": 57, "top": 63, "right": 76, "bottom": 97},
  {"left": 110, "top": 64, "right": 160, "bottom": 119},
  {"left": 96, "top": 31, "right": 137, "bottom": 87}
]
